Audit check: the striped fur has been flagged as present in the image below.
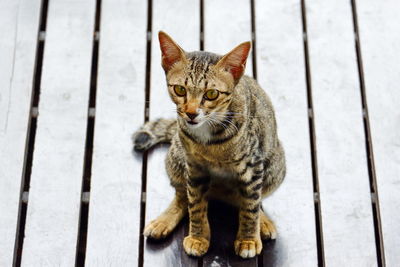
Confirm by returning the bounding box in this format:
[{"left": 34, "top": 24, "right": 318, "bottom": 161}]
[{"left": 133, "top": 32, "right": 286, "bottom": 258}]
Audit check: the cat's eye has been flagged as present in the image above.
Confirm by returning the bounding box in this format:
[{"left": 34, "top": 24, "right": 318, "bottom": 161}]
[
  {"left": 204, "top": 89, "right": 219, "bottom": 101},
  {"left": 173, "top": 85, "right": 186, "bottom": 96}
]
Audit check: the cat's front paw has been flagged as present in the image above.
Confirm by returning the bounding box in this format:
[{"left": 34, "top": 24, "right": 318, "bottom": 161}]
[
  {"left": 143, "top": 219, "right": 174, "bottom": 239},
  {"left": 183, "top": 236, "right": 209, "bottom": 257},
  {"left": 132, "top": 130, "right": 155, "bottom": 151},
  {"left": 234, "top": 238, "right": 262, "bottom": 258}
]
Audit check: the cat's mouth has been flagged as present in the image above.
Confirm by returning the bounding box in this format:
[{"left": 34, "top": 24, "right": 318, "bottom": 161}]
[{"left": 187, "top": 120, "right": 198, "bottom": 125}]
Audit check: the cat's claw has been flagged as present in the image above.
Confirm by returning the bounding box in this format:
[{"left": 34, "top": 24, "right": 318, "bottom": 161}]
[
  {"left": 183, "top": 236, "right": 209, "bottom": 257},
  {"left": 132, "top": 131, "right": 154, "bottom": 151},
  {"left": 234, "top": 238, "right": 262, "bottom": 258}
]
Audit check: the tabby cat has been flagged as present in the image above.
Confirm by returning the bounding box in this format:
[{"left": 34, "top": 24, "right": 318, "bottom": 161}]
[{"left": 132, "top": 31, "right": 285, "bottom": 258}]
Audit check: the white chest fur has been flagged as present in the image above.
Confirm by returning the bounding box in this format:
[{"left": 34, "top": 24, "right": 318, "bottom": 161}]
[{"left": 186, "top": 121, "right": 213, "bottom": 143}]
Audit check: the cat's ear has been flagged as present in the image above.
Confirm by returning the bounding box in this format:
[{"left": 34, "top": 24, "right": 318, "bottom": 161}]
[
  {"left": 158, "top": 31, "right": 186, "bottom": 72},
  {"left": 216, "top": 42, "right": 251, "bottom": 81}
]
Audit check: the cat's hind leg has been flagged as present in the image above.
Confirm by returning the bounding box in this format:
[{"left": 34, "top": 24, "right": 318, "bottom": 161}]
[{"left": 260, "top": 210, "right": 277, "bottom": 240}]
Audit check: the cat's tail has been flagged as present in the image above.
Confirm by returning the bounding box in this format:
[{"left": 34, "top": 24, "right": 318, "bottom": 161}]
[{"left": 132, "top": 118, "right": 177, "bottom": 151}]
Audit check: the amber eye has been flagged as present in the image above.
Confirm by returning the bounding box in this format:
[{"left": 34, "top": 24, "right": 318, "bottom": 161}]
[
  {"left": 204, "top": 89, "right": 219, "bottom": 100},
  {"left": 173, "top": 85, "right": 186, "bottom": 96}
]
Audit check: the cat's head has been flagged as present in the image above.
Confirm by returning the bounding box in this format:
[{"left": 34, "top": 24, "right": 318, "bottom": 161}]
[{"left": 158, "top": 31, "right": 251, "bottom": 128}]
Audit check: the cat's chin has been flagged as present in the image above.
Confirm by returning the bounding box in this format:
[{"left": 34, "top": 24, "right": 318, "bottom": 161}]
[{"left": 184, "top": 119, "right": 213, "bottom": 143}]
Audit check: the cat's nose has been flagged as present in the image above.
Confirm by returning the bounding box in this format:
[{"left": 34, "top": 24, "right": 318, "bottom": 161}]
[{"left": 186, "top": 112, "right": 198, "bottom": 120}]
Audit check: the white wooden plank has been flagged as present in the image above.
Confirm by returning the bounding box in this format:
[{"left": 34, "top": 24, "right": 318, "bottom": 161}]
[
  {"left": 0, "top": 1, "right": 41, "bottom": 266},
  {"left": 143, "top": 0, "right": 199, "bottom": 266},
  {"left": 306, "top": 0, "right": 377, "bottom": 265},
  {"left": 256, "top": 0, "right": 318, "bottom": 265},
  {"left": 21, "top": 1, "right": 96, "bottom": 265},
  {"left": 84, "top": 0, "right": 147, "bottom": 265},
  {"left": 204, "top": 0, "right": 253, "bottom": 76},
  {"left": 356, "top": 1, "right": 400, "bottom": 265}
]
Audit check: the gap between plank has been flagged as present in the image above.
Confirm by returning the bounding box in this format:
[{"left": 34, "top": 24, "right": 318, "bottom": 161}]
[
  {"left": 75, "top": 0, "right": 102, "bottom": 265},
  {"left": 250, "top": 0, "right": 257, "bottom": 81},
  {"left": 138, "top": 0, "right": 153, "bottom": 266},
  {"left": 350, "top": 1, "right": 385, "bottom": 266},
  {"left": 300, "top": 1, "right": 326, "bottom": 266},
  {"left": 200, "top": 0, "right": 204, "bottom": 52},
  {"left": 12, "top": 0, "right": 49, "bottom": 265}
]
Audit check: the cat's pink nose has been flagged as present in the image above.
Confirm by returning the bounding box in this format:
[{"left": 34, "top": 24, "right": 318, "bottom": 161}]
[{"left": 186, "top": 112, "right": 198, "bottom": 120}]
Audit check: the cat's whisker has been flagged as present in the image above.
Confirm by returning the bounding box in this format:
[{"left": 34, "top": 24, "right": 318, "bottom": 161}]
[
  {"left": 208, "top": 118, "right": 226, "bottom": 131},
  {"left": 224, "top": 120, "right": 239, "bottom": 133},
  {"left": 207, "top": 114, "right": 240, "bottom": 135},
  {"left": 208, "top": 120, "right": 219, "bottom": 131},
  {"left": 211, "top": 111, "right": 263, "bottom": 119},
  {"left": 210, "top": 118, "right": 236, "bottom": 136}
]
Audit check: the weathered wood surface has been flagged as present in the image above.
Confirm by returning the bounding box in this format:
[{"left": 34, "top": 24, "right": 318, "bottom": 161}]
[
  {"left": 21, "top": 0, "right": 96, "bottom": 265},
  {"left": 306, "top": 0, "right": 377, "bottom": 265},
  {"left": 256, "top": 0, "right": 318, "bottom": 266},
  {"left": 204, "top": 0, "right": 253, "bottom": 77},
  {"left": 1, "top": 0, "right": 399, "bottom": 265},
  {"left": 143, "top": 0, "right": 199, "bottom": 266},
  {"left": 357, "top": 0, "right": 400, "bottom": 265},
  {"left": 84, "top": 0, "right": 147, "bottom": 265},
  {"left": 0, "top": 1, "right": 41, "bottom": 266}
]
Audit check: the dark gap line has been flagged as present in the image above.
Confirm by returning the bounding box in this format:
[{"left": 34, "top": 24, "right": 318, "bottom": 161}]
[
  {"left": 13, "top": 0, "right": 49, "bottom": 265},
  {"left": 300, "top": 1, "right": 325, "bottom": 266},
  {"left": 75, "top": 118, "right": 96, "bottom": 266},
  {"left": 32, "top": 39, "right": 44, "bottom": 108},
  {"left": 13, "top": 0, "right": 48, "bottom": 267},
  {"left": 144, "top": 0, "right": 152, "bottom": 124},
  {"left": 32, "top": 0, "right": 49, "bottom": 107},
  {"left": 250, "top": 0, "right": 257, "bottom": 80},
  {"left": 24, "top": 35, "right": 43, "bottom": 190},
  {"left": 75, "top": 0, "right": 102, "bottom": 265},
  {"left": 138, "top": 0, "right": 152, "bottom": 266},
  {"left": 350, "top": 1, "right": 385, "bottom": 266},
  {"left": 89, "top": 0, "right": 102, "bottom": 108},
  {"left": 200, "top": 0, "right": 204, "bottom": 51},
  {"left": 138, "top": 150, "right": 149, "bottom": 267},
  {"left": 38, "top": 0, "right": 49, "bottom": 31},
  {"left": 13, "top": 119, "right": 36, "bottom": 267},
  {"left": 13, "top": 200, "right": 27, "bottom": 267}
]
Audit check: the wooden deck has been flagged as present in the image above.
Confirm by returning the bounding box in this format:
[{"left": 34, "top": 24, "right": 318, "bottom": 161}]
[{"left": 0, "top": 0, "right": 399, "bottom": 266}]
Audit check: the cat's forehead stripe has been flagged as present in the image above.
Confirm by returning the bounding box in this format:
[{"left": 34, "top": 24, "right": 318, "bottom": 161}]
[
  {"left": 187, "top": 51, "right": 221, "bottom": 64},
  {"left": 184, "top": 52, "right": 220, "bottom": 89}
]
